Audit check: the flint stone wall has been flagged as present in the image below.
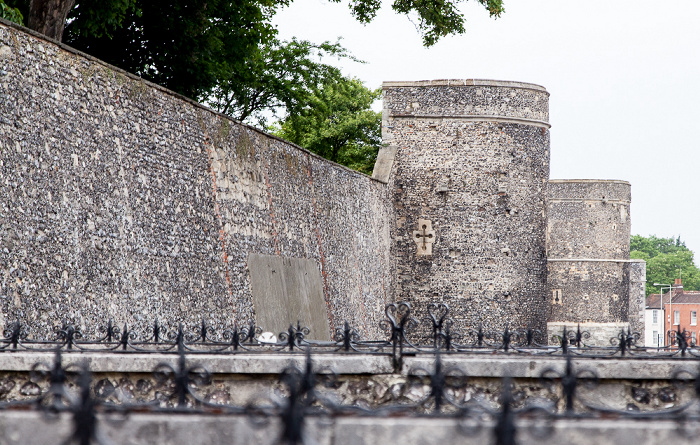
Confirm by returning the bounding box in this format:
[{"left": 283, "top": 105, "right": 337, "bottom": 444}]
[
  {"left": 381, "top": 80, "right": 550, "bottom": 335},
  {"left": 628, "top": 260, "right": 646, "bottom": 335},
  {"left": 546, "top": 180, "right": 644, "bottom": 340},
  {"left": 548, "top": 260, "right": 631, "bottom": 324},
  {"left": 0, "top": 20, "right": 393, "bottom": 339},
  {"left": 546, "top": 180, "right": 631, "bottom": 260}
]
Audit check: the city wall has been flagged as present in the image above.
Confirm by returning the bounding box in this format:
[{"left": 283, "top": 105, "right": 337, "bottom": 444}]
[
  {"left": 0, "top": 20, "right": 394, "bottom": 339},
  {"left": 0, "top": 18, "right": 663, "bottom": 445},
  {"left": 0, "top": 351, "right": 695, "bottom": 412},
  {"left": 0, "top": 18, "right": 646, "bottom": 343}
]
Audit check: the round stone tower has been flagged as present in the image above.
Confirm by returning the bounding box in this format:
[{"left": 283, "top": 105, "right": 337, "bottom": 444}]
[
  {"left": 547, "top": 180, "right": 631, "bottom": 261},
  {"left": 546, "top": 180, "right": 645, "bottom": 341},
  {"left": 377, "top": 79, "right": 551, "bottom": 334}
]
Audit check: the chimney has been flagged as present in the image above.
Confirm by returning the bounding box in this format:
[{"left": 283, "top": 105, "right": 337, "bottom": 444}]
[{"left": 674, "top": 278, "right": 684, "bottom": 295}]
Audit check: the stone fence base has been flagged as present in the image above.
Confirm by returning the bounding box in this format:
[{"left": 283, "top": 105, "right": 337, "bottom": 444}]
[
  {"left": 0, "top": 352, "right": 696, "bottom": 412},
  {"left": 0, "top": 411, "right": 690, "bottom": 444},
  {"left": 548, "top": 322, "right": 631, "bottom": 346}
]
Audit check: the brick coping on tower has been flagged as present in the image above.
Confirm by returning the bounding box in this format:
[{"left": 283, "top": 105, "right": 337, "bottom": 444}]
[{"left": 382, "top": 79, "right": 548, "bottom": 93}]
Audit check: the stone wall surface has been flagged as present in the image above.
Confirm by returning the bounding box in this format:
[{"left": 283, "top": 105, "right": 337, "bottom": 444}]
[
  {"left": 0, "top": 23, "right": 664, "bottom": 445},
  {"left": 381, "top": 79, "right": 549, "bottom": 123},
  {"left": 547, "top": 321, "right": 633, "bottom": 346},
  {"left": 548, "top": 261, "right": 630, "bottom": 324},
  {"left": 0, "top": 21, "right": 393, "bottom": 339},
  {"left": 1, "top": 18, "right": 648, "bottom": 346},
  {"left": 546, "top": 180, "right": 631, "bottom": 259},
  {"left": 628, "top": 260, "right": 646, "bottom": 336},
  {"left": 381, "top": 80, "right": 550, "bottom": 335},
  {"left": 546, "top": 180, "right": 644, "bottom": 340}
]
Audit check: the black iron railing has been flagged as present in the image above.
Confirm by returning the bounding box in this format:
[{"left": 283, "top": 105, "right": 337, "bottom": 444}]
[
  {"left": 2, "top": 302, "right": 698, "bottom": 362},
  {"left": 1, "top": 346, "right": 700, "bottom": 444}
]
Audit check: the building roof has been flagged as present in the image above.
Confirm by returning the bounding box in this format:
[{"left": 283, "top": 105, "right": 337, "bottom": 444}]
[
  {"left": 646, "top": 291, "right": 700, "bottom": 308},
  {"left": 668, "top": 291, "right": 700, "bottom": 304},
  {"left": 647, "top": 294, "right": 662, "bottom": 308}
]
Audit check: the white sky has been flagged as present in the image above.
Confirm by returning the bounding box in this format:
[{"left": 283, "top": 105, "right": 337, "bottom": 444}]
[{"left": 274, "top": 0, "right": 700, "bottom": 262}]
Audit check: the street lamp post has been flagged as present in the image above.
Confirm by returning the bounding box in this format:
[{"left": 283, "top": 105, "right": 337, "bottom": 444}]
[{"left": 654, "top": 282, "right": 683, "bottom": 348}]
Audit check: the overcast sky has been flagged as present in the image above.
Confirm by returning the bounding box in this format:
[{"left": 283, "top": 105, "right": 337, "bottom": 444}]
[{"left": 274, "top": 0, "right": 700, "bottom": 264}]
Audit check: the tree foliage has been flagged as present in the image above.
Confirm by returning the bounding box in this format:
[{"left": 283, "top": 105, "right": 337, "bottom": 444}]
[
  {"left": 8, "top": 0, "right": 505, "bottom": 173},
  {"left": 209, "top": 38, "right": 355, "bottom": 127},
  {"left": 1, "top": 0, "right": 23, "bottom": 24},
  {"left": 8, "top": 0, "right": 284, "bottom": 99},
  {"left": 7, "top": 0, "right": 508, "bottom": 115},
  {"left": 15, "top": 0, "right": 506, "bottom": 47},
  {"left": 66, "top": 0, "right": 283, "bottom": 100},
  {"left": 339, "top": 0, "right": 504, "bottom": 46},
  {"left": 274, "top": 77, "right": 381, "bottom": 174},
  {"left": 630, "top": 235, "right": 700, "bottom": 296}
]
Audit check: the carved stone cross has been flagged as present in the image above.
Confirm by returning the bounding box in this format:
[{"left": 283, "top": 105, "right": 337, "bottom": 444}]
[{"left": 413, "top": 219, "right": 435, "bottom": 256}]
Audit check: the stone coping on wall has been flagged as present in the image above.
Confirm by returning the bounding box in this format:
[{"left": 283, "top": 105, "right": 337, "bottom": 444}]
[
  {"left": 382, "top": 79, "right": 548, "bottom": 93},
  {"left": 549, "top": 179, "right": 631, "bottom": 185},
  {"left": 547, "top": 179, "right": 631, "bottom": 205},
  {"left": 0, "top": 18, "right": 382, "bottom": 185},
  {"left": 402, "top": 355, "right": 697, "bottom": 380},
  {"left": 547, "top": 199, "right": 631, "bottom": 204},
  {"left": 547, "top": 258, "right": 644, "bottom": 263},
  {"left": 0, "top": 411, "right": 687, "bottom": 444},
  {"left": 0, "top": 352, "right": 393, "bottom": 375},
  {"left": 1, "top": 352, "right": 697, "bottom": 380}
]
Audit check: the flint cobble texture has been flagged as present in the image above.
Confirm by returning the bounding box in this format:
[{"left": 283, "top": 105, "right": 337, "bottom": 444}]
[
  {"left": 546, "top": 180, "right": 631, "bottom": 260},
  {"left": 0, "top": 21, "right": 393, "bottom": 339}
]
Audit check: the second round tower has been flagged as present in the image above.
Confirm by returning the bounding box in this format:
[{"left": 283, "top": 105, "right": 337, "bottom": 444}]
[{"left": 546, "top": 180, "right": 646, "bottom": 339}]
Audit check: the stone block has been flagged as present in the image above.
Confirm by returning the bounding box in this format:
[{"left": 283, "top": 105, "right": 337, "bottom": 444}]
[
  {"left": 371, "top": 145, "right": 397, "bottom": 183},
  {"left": 248, "top": 254, "right": 330, "bottom": 340}
]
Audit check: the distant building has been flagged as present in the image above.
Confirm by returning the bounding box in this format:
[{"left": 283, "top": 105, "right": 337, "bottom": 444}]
[
  {"left": 645, "top": 293, "right": 664, "bottom": 347},
  {"left": 645, "top": 279, "right": 700, "bottom": 347}
]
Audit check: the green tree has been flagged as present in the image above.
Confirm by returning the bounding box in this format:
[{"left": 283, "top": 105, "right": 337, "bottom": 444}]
[
  {"left": 1, "top": 0, "right": 23, "bottom": 24},
  {"left": 65, "top": 0, "right": 281, "bottom": 100},
  {"left": 26, "top": 0, "right": 74, "bottom": 40},
  {"left": 274, "top": 77, "right": 382, "bottom": 174},
  {"left": 7, "top": 0, "right": 504, "bottom": 169},
  {"left": 630, "top": 235, "right": 700, "bottom": 296},
  {"left": 15, "top": 0, "right": 504, "bottom": 46},
  {"left": 209, "top": 38, "right": 355, "bottom": 127},
  {"left": 7, "top": 0, "right": 283, "bottom": 99},
  {"left": 337, "top": 0, "right": 504, "bottom": 46}
]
